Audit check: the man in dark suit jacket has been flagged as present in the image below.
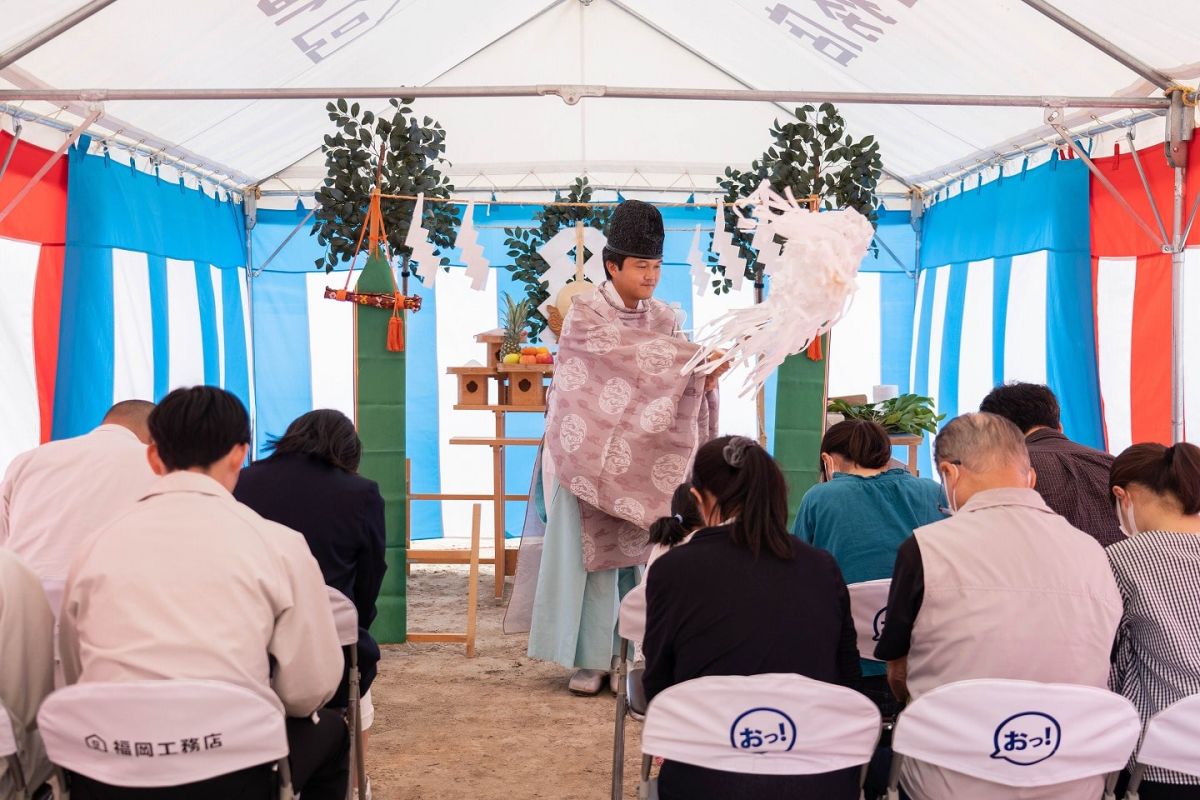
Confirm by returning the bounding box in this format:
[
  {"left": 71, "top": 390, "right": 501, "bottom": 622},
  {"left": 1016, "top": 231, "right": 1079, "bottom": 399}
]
[{"left": 980, "top": 383, "right": 1123, "bottom": 546}]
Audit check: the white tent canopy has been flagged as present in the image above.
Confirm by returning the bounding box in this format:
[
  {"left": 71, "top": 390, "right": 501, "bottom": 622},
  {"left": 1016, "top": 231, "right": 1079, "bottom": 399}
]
[{"left": 1, "top": 0, "right": 1196, "bottom": 203}]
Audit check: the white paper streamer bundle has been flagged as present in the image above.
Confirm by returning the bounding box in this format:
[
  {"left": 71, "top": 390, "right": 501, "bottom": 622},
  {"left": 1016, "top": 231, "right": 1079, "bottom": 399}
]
[{"left": 684, "top": 181, "right": 875, "bottom": 397}]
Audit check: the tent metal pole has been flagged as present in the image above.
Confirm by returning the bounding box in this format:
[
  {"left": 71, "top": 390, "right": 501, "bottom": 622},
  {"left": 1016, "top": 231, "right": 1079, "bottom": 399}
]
[
  {"left": 0, "top": 0, "right": 120, "bottom": 71},
  {"left": 244, "top": 190, "right": 259, "bottom": 460},
  {"left": 1171, "top": 164, "right": 1186, "bottom": 443},
  {"left": 1018, "top": 0, "right": 1174, "bottom": 91},
  {"left": 256, "top": 206, "right": 317, "bottom": 274},
  {"left": 0, "top": 108, "right": 99, "bottom": 225},
  {"left": 1127, "top": 139, "right": 1171, "bottom": 245},
  {"left": 0, "top": 85, "right": 1180, "bottom": 109},
  {"left": 1048, "top": 118, "right": 1167, "bottom": 249},
  {"left": 0, "top": 120, "right": 21, "bottom": 184}
]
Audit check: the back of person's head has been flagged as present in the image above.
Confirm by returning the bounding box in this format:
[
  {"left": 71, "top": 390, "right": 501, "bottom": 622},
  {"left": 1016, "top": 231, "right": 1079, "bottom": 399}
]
[
  {"left": 1110, "top": 442, "right": 1200, "bottom": 515},
  {"left": 821, "top": 419, "right": 892, "bottom": 470},
  {"left": 690, "top": 435, "right": 791, "bottom": 559},
  {"left": 148, "top": 386, "right": 250, "bottom": 472},
  {"left": 269, "top": 409, "right": 362, "bottom": 473},
  {"left": 648, "top": 483, "right": 704, "bottom": 547},
  {"left": 103, "top": 399, "right": 156, "bottom": 443},
  {"left": 979, "top": 382, "right": 1060, "bottom": 433},
  {"left": 935, "top": 413, "right": 1030, "bottom": 474}
]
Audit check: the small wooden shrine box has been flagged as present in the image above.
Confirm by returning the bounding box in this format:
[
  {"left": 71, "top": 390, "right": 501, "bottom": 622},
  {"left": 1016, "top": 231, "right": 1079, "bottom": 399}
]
[
  {"left": 500, "top": 364, "right": 553, "bottom": 407},
  {"left": 447, "top": 366, "right": 493, "bottom": 406}
]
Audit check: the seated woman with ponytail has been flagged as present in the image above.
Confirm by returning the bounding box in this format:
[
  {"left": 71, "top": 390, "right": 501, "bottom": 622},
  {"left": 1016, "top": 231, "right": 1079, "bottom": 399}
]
[
  {"left": 1108, "top": 443, "right": 1200, "bottom": 800},
  {"left": 793, "top": 419, "right": 945, "bottom": 712},
  {"left": 643, "top": 436, "right": 861, "bottom": 800}
]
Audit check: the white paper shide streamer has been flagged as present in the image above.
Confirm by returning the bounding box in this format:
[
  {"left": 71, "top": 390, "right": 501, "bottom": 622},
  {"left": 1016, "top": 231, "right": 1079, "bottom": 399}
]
[
  {"left": 405, "top": 192, "right": 443, "bottom": 286},
  {"left": 687, "top": 224, "right": 709, "bottom": 296},
  {"left": 456, "top": 201, "right": 490, "bottom": 291},
  {"left": 685, "top": 182, "right": 875, "bottom": 397},
  {"left": 711, "top": 200, "right": 747, "bottom": 291}
]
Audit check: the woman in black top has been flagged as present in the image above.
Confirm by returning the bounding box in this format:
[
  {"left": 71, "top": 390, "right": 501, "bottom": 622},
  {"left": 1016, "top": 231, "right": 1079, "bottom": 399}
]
[
  {"left": 234, "top": 410, "right": 387, "bottom": 714},
  {"left": 643, "top": 435, "right": 862, "bottom": 800}
]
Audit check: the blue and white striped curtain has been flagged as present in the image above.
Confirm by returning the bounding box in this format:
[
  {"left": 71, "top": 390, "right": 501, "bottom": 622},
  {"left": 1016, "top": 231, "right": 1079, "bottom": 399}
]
[
  {"left": 53, "top": 140, "right": 251, "bottom": 441},
  {"left": 909, "top": 156, "right": 1104, "bottom": 476}
]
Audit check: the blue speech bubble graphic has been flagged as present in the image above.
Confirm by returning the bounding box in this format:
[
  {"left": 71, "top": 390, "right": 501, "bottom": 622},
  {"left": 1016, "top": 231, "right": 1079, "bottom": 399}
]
[
  {"left": 729, "top": 707, "right": 797, "bottom": 754},
  {"left": 990, "top": 712, "right": 1061, "bottom": 766},
  {"left": 872, "top": 606, "right": 887, "bottom": 641}
]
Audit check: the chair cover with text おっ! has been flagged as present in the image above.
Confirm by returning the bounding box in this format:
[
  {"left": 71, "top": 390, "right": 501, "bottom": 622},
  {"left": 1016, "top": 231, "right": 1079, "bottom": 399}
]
[
  {"left": 37, "top": 680, "right": 287, "bottom": 788},
  {"left": 892, "top": 679, "right": 1140, "bottom": 787},
  {"left": 1133, "top": 694, "right": 1200, "bottom": 779},
  {"left": 848, "top": 579, "right": 890, "bottom": 662},
  {"left": 642, "top": 673, "right": 880, "bottom": 776}
]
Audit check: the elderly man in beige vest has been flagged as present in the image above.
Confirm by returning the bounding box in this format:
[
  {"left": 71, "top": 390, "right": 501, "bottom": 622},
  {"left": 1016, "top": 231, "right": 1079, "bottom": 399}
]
[{"left": 874, "top": 412, "right": 1121, "bottom": 800}]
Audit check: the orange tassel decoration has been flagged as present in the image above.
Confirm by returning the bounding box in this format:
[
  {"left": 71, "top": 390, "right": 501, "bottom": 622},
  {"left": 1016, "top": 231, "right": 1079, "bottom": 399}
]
[
  {"left": 806, "top": 337, "right": 823, "bottom": 361},
  {"left": 387, "top": 313, "right": 404, "bottom": 352}
]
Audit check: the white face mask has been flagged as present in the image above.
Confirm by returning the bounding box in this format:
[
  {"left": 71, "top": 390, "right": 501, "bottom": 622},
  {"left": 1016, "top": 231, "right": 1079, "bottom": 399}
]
[
  {"left": 940, "top": 466, "right": 960, "bottom": 515},
  {"left": 1115, "top": 497, "right": 1139, "bottom": 538}
]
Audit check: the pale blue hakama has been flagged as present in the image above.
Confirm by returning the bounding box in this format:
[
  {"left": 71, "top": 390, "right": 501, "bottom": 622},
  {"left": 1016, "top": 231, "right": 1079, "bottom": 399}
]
[{"left": 527, "top": 478, "right": 641, "bottom": 671}]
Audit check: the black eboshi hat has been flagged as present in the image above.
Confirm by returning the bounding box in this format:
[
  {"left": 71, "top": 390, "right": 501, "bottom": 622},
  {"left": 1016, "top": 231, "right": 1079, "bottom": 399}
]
[{"left": 605, "top": 199, "right": 665, "bottom": 260}]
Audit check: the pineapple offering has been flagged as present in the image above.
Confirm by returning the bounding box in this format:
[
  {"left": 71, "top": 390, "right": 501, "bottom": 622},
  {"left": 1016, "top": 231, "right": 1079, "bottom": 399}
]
[{"left": 499, "top": 294, "right": 554, "bottom": 366}]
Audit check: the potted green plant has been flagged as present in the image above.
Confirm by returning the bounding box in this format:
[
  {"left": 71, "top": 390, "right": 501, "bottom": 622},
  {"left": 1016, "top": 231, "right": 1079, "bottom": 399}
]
[{"left": 826, "top": 394, "right": 944, "bottom": 437}]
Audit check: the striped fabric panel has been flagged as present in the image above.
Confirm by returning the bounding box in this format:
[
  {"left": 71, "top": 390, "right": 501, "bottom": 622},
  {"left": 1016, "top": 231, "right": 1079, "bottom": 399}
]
[
  {"left": 0, "top": 237, "right": 43, "bottom": 473},
  {"left": 1096, "top": 249, "right": 1200, "bottom": 450},
  {"left": 828, "top": 272, "right": 883, "bottom": 397},
  {"left": 304, "top": 271, "right": 354, "bottom": 418},
  {"left": 111, "top": 249, "right": 154, "bottom": 404}
]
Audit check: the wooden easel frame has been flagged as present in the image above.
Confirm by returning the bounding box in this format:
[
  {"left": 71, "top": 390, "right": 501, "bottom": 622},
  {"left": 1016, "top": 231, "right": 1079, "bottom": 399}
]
[{"left": 405, "top": 504, "right": 482, "bottom": 657}]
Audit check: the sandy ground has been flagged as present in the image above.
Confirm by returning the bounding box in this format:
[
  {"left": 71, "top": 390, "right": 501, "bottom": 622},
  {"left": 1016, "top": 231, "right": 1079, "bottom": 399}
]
[{"left": 366, "top": 565, "right": 645, "bottom": 800}]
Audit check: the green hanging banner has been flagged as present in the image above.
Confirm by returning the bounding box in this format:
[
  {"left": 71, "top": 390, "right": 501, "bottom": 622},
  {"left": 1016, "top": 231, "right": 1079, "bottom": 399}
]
[
  {"left": 355, "top": 248, "right": 407, "bottom": 643},
  {"left": 772, "top": 335, "right": 829, "bottom": 523}
]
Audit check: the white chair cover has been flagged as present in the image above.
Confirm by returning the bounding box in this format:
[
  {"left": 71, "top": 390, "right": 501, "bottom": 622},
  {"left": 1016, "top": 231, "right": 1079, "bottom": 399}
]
[
  {"left": 0, "top": 703, "right": 17, "bottom": 759},
  {"left": 37, "top": 680, "right": 288, "bottom": 788},
  {"left": 326, "top": 587, "right": 359, "bottom": 647},
  {"left": 847, "top": 579, "right": 891, "bottom": 662},
  {"left": 892, "top": 679, "right": 1140, "bottom": 787},
  {"left": 1132, "top": 693, "right": 1200, "bottom": 779},
  {"left": 641, "top": 673, "right": 880, "bottom": 776},
  {"left": 618, "top": 585, "right": 646, "bottom": 644}
]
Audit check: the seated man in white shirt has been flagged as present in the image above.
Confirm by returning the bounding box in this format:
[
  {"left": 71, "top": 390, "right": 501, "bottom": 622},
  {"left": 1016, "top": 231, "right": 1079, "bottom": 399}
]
[
  {"left": 874, "top": 413, "right": 1121, "bottom": 800},
  {"left": 60, "top": 386, "right": 348, "bottom": 800},
  {"left": 0, "top": 400, "right": 157, "bottom": 605},
  {"left": 0, "top": 548, "right": 55, "bottom": 798}
]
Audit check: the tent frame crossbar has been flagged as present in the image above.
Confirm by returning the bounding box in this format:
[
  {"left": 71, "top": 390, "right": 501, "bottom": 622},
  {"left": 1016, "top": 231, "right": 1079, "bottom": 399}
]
[
  {"left": 1018, "top": 0, "right": 1175, "bottom": 92},
  {"left": 0, "top": 85, "right": 1183, "bottom": 109},
  {"left": 0, "top": 0, "right": 119, "bottom": 71}
]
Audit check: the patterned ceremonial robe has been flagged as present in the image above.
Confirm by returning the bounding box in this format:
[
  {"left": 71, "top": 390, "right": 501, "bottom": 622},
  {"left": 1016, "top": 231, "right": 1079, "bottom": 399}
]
[
  {"left": 545, "top": 283, "right": 718, "bottom": 571},
  {"left": 521, "top": 283, "right": 717, "bottom": 670}
]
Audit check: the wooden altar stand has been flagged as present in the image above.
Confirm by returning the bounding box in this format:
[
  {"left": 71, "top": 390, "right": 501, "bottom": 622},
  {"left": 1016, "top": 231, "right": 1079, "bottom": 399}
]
[{"left": 406, "top": 329, "right": 553, "bottom": 601}]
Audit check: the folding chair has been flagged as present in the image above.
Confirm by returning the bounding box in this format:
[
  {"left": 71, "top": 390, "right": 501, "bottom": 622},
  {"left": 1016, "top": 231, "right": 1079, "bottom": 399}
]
[
  {"left": 1123, "top": 693, "right": 1200, "bottom": 799},
  {"left": 640, "top": 673, "right": 882, "bottom": 800},
  {"left": 886, "top": 679, "right": 1141, "bottom": 800},
  {"left": 326, "top": 587, "right": 368, "bottom": 800},
  {"left": 37, "top": 679, "right": 292, "bottom": 799},
  {"left": 611, "top": 587, "right": 650, "bottom": 799},
  {"left": 847, "top": 580, "right": 890, "bottom": 664}
]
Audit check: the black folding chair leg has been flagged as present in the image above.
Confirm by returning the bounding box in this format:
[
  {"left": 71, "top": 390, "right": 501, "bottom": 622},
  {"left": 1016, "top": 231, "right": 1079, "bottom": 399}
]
[
  {"left": 612, "top": 638, "right": 629, "bottom": 800},
  {"left": 351, "top": 644, "right": 366, "bottom": 798},
  {"left": 1123, "top": 763, "right": 1146, "bottom": 800}
]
